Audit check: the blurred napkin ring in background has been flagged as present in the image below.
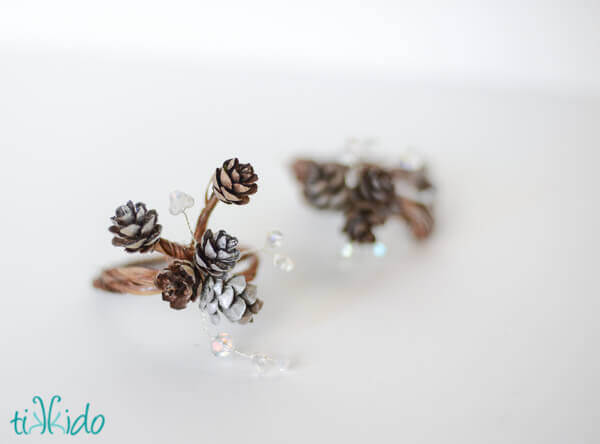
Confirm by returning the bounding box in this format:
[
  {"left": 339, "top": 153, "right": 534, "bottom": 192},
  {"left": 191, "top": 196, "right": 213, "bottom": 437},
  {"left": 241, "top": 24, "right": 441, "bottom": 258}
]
[{"left": 291, "top": 154, "right": 435, "bottom": 245}]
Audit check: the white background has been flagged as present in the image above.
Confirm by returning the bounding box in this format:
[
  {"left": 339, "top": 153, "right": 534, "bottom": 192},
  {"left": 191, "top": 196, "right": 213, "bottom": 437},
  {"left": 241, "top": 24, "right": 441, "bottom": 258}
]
[{"left": 0, "top": 1, "right": 599, "bottom": 443}]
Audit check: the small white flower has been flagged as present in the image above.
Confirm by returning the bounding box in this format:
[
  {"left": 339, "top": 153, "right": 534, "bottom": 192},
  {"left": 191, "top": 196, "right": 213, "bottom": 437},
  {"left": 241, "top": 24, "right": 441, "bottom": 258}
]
[{"left": 169, "top": 190, "right": 195, "bottom": 215}]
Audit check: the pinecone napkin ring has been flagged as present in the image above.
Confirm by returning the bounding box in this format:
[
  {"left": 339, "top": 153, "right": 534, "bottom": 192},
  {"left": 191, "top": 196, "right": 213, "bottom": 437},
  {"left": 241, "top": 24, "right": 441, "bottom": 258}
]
[
  {"left": 94, "top": 158, "right": 264, "bottom": 324},
  {"left": 292, "top": 152, "right": 435, "bottom": 247},
  {"left": 94, "top": 159, "right": 293, "bottom": 372}
]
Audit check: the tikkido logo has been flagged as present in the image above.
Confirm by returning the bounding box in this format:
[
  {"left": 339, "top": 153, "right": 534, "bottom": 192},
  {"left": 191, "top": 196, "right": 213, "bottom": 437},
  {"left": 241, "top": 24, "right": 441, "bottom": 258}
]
[{"left": 10, "top": 395, "right": 105, "bottom": 436}]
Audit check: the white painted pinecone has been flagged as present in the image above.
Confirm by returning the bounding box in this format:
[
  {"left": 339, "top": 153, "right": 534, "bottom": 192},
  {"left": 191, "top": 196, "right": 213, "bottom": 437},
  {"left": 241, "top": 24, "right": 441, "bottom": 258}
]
[
  {"left": 194, "top": 229, "right": 240, "bottom": 277},
  {"left": 303, "top": 162, "right": 350, "bottom": 210},
  {"left": 199, "top": 274, "right": 263, "bottom": 324},
  {"left": 109, "top": 200, "right": 162, "bottom": 253}
]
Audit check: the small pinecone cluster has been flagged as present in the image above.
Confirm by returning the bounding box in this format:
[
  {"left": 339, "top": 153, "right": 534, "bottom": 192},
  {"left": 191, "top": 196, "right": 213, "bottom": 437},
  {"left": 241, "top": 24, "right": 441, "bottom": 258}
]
[
  {"left": 212, "top": 158, "right": 258, "bottom": 205},
  {"left": 199, "top": 275, "right": 263, "bottom": 325},
  {"left": 293, "top": 158, "right": 434, "bottom": 243},
  {"left": 107, "top": 159, "right": 263, "bottom": 324},
  {"left": 153, "top": 227, "right": 258, "bottom": 324},
  {"left": 153, "top": 230, "right": 264, "bottom": 324},
  {"left": 193, "top": 228, "right": 263, "bottom": 323}
]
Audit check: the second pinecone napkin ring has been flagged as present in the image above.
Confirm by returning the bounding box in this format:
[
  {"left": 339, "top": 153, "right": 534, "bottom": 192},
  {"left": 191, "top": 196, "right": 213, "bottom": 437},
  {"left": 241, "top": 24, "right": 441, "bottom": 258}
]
[
  {"left": 94, "top": 158, "right": 264, "bottom": 325},
  {"left": 291, "top": 155, "right": 435, "bottom": 245}
]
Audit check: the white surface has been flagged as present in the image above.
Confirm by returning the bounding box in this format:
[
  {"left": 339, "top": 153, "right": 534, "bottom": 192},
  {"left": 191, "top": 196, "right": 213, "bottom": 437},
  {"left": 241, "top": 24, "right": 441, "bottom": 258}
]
[
  {"left": 1, "top": 3, "right": 599, "bottom": 443},
  {"left": 3, "top": 1, "right": 600, "bottom": 96}
]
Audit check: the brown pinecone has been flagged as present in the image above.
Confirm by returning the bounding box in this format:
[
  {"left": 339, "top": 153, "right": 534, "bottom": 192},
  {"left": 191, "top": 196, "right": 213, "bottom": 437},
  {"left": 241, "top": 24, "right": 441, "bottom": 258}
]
[
  {"left": 212, "top": 158, "right": 258, "bottom": 205},
  {"left": 353, "top": 166, "right": 395, "bottom": 204},
  {"left": 156, "top": 260, "right": 199, "bottom": 310},
  {"left": 343, "top": 206, "right": 387, "bottom": 243},
  {"left": 299, "top": 161, "right": 350, "bottom": 209},
  {"left": 194, "top": 229, "right": 241, "bottom": 277},
  {"left": 199, "top": 274, "right": 263, "bottom": 324},
  {"left": 109, "top": 200, "right": 162, "bottom": 253}
]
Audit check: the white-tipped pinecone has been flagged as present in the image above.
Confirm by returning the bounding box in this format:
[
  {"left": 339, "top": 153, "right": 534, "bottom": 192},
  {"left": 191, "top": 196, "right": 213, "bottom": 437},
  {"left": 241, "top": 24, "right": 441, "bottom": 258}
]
[
  {"left": 194, "top": 229, "right": 241, "bottom": 277},
  {"left": 303, "top": 162, "right": 350, "bottom": 210},
  {"left": 109, "top": 200, "right": 162, "bottom": 253},
  {"left": 199, "top": 274, "right": 263, "bottom": 324},
  {"left": 354, "top": 166, "right": 395, "bottom": 204}
]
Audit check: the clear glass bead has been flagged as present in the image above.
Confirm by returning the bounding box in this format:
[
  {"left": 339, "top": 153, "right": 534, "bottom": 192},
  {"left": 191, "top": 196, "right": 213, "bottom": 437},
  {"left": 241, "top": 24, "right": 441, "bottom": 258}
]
[
  {"left": 169, "top": 190, "right": 195, "bottom": 215},
  {"left": 273, "top": 253, "right": 294, "bottom": 272},
  {"left": 372, "top": 242, "right": 387, "bottom": 257},
  {"left": 339, "top": 139, "right": 360, "bottom": 165},
  {"left": 251, "top": 354, "right": 291, "bottom": 374},
  {"left": 344, "top": 167, "right": 360, "bottom": 188},
  {"left": 265, "top": 230, "right": 283, "bottom": 248},
  {"left": 340, "top": 243, "right": 353, "bottom": 258},
  {"left": 398, "top": 150, "right": 425, "bottom": 171},
  {"left": 273, "top": 357, "right": 291, "bottom": 371},
  {"left": 210, "top": 332, "right": 234, "bottom": 357},
  {"left": 251, "top": 354, "right": 270, "bottom": 373}
]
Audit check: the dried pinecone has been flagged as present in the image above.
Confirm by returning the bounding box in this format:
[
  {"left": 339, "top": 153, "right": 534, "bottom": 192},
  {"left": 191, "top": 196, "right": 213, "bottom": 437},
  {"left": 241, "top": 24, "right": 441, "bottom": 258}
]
[
  {"left": 353, "top": 166, "right": 395, "bottom": 204},
  {"left": 156, "top": 260, "right": 199, "bottom": 310},
  {"left": 199, "top": 274, "right": 263, "bottom": 324},
  {"left": 300, "top": 161, "right": 350, "bottom": 209},
  {"left": 109, "top": 200, "right": 162, "bottom": 253},
  {"left": 343, "top": 206, "right": 387, "bottom": 243},
  {"left": 194, "top": 229, "right": 241, "bottom": 277},
  {"left": 212, "top": 158, "right": 258, "bottom": 205}
]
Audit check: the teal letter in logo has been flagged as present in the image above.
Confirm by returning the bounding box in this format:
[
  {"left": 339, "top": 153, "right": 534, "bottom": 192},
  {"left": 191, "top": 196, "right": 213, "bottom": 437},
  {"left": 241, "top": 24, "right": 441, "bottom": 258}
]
[
  {"left": 9, "top": 411, "right": 25, "bottom": 435},
  {"left": 47, "top": 395, "right": 66, "bottom": 434},
  {"left": 30, "top": 397, "right": 48, "bottom": 434},
  {"left": 91, "top": 413, "right": 105, "bottom": 435},
  {"left": 70, "top": 403, "right": 90, "bottom": 435}
]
